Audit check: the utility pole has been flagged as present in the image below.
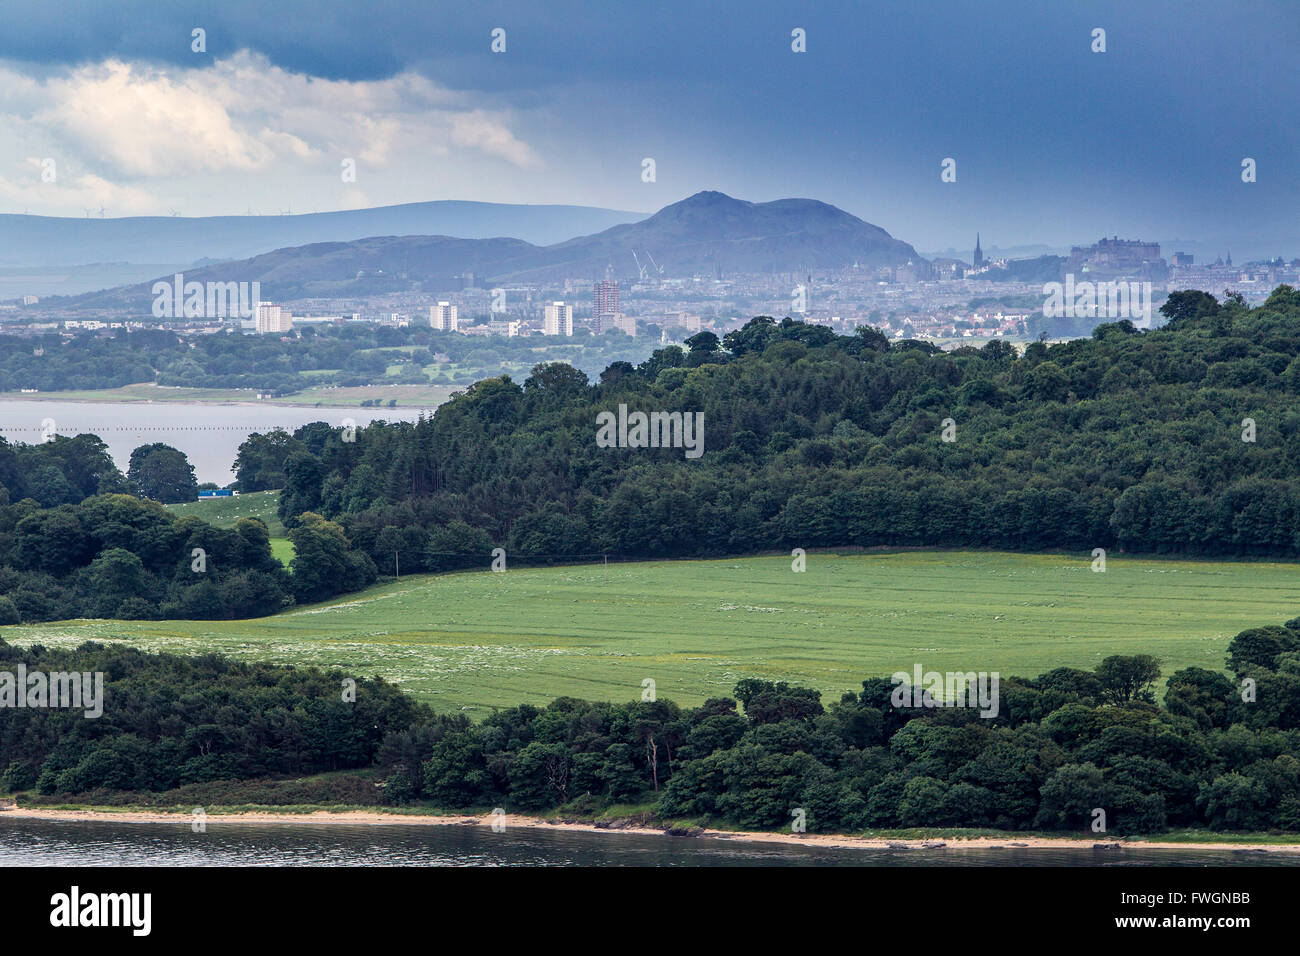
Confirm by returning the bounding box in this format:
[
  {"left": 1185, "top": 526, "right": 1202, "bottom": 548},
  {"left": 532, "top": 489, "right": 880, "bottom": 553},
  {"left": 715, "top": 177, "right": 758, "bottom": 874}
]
[{"left": 395, "top": 551, "right": 400, "bottom": 578}]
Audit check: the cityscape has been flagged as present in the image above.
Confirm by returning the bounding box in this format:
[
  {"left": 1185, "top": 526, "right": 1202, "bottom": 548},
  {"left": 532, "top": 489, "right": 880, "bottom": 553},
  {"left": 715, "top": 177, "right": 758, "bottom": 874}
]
[{"left": 5, "top": 226, "right": 1298, "bottom": 347}]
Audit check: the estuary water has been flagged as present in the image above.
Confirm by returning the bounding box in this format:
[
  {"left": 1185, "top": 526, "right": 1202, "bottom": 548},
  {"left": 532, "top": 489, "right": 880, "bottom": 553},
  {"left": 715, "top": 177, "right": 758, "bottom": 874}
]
[
  {"left": 1, "top": 818, "right": 1296, "bottom": 867},
  {"left": 0, "top": 400, "right": 431, "bottom": 485}
]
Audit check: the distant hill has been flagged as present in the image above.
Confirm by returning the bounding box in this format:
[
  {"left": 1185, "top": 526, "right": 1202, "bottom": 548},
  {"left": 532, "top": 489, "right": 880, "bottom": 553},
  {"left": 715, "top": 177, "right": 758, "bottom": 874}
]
[
  {"left": 60, "top": 236, "right": 540, "bottom": 309},
  {"left": 33, "top": 192, "right": 924, "bottom": 312},
  {"left": 486, "top": 191, "right": 922, "bottom": 281},
  {"left": 0, "top": 200, "right": 643, "bottom": 272}
]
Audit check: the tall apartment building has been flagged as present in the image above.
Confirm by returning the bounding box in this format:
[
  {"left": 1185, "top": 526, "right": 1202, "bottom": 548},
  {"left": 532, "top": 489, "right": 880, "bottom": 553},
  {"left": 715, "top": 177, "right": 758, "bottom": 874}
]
[
  {"left": 255, "top": 302, "right": 293, "bottom": 334},
  {"left": 593, "top": 280, "right": 619, "bottom": 321},
  {"left": 543, "top": 301, "right": 573, "bottom": 336},
  {"left": 430, "top": 301, "right": 459, "bottom": 332}
]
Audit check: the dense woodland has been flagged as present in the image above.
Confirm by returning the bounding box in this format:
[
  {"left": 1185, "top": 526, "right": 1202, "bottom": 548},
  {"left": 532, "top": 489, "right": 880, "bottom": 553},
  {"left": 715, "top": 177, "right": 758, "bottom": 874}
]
[
  {"left": 0, "top": 641, "right": 419, "bottom": 793},
  {"left": 0, "top": 436, "right": 370, "bottom": 622},
  {"left": 5, "top": 621, "right": 1300, "bottom": 835},
  {"left": 371, "top": 620, "right": 1300, "bottom": 834},
  {"left": 0, "top": 493, "right": 291, "bottom": 622},
  {"left": 253, "top": 286, "right": 1300, "bottom": 571}
]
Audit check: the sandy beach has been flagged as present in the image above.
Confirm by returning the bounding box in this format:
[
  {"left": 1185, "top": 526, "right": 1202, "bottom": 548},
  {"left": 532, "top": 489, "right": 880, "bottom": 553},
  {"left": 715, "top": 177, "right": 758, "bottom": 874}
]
[{"left": 4, "top": 805, "right": 1298, "bottom": 854}]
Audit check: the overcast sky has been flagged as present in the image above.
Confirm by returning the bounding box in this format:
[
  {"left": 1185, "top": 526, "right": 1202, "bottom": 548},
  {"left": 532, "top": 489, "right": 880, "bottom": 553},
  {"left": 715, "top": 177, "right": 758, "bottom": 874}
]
[{"left": 1, "top": 0, "right": 1296, "bottom": 253}]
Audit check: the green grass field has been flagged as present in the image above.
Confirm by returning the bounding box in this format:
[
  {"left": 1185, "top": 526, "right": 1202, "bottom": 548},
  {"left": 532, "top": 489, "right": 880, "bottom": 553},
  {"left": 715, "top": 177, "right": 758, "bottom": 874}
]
[
  {"left": 166, "top": 489, "right": 295, "bottom": 562},
  {"left": 6, "top": 550, "right": 1298, "bottom": 716},
  {"left": 166, "top": 490, "right": 286, "bottom": 538}
]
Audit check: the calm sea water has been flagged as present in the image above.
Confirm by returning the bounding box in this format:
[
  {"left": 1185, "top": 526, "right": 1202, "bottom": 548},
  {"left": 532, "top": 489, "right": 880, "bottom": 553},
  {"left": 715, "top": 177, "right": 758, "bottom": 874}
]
[
  {"left": 0, "top": 400, "right": 431, "bottom": 484},
  {"left": 1, "top": 819, "right": 1296, "bottom": 867}
]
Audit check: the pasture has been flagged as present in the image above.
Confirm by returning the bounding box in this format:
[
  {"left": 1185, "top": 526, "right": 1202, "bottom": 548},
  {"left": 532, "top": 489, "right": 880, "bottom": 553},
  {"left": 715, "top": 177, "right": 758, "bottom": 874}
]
[{"left": 6, "top": 550, "right": 1297, "bottom": 715}]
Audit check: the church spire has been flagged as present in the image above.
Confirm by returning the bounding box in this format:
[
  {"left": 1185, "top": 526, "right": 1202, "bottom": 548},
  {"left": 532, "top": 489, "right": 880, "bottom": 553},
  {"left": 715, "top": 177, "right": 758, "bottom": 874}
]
[{"left": 973, "top": 233, "right": 984, "bottom": 268}]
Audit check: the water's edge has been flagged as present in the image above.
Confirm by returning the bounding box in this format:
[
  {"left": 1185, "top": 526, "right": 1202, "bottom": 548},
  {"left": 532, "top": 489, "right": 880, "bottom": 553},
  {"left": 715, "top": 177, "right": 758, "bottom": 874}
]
[{"left": 3, "top": 808, "right": 1298, "bottom": 867}]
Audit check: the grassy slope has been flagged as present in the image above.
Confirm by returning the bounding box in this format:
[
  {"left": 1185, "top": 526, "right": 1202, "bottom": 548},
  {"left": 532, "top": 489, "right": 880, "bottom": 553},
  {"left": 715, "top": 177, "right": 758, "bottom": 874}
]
[
  {"left": 166, "top": 489, "right": 286, "bottom": 537},
  {"left": 6, "top": 550, "right": 1298, "bottom": 715},
  {"left": 166, "top": 489, "right": 295, "bottom": 563}
]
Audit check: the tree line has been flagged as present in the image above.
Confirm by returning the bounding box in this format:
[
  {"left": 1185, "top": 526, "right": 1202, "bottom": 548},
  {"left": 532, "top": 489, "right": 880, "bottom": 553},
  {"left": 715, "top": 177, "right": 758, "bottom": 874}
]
[
  {"left": 0, "top": 433, "right": 197, "bottom": 506},
  {"left": 0, "top": 435, "right": 374, "bottom": 623},
  {"left": 6, "top": 619, "right": 1300, "bottom": 835},
  {"left": 0, "top": 640, "right": 420, "bottom": 793},
  {"left": 374, "top": 619, "right": 1300, "bottom": 833},
  {"left": 255, "top": 285, "right": 1300, "bottom": 572}
]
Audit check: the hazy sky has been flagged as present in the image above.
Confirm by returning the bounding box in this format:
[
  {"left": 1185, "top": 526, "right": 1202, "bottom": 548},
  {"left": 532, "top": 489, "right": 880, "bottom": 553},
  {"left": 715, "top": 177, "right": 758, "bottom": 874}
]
[{"left": 1, "top": 0, "right": 1296, "bottom": 254}]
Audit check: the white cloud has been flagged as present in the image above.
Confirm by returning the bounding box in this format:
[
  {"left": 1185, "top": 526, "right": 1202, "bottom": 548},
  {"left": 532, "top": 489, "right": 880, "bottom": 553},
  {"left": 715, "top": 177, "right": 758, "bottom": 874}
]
[
  {"left": 0, "top": 164, "right": 156, "bottom": 214},
  {"left": 38, "top": 59, "right": 271, "bottom": 177},
  {"left": 449, "top": 111, "right": 539, "bottom": 168},
  {"left": 0, "top": 52, "right": 542, "bottom": 215}
]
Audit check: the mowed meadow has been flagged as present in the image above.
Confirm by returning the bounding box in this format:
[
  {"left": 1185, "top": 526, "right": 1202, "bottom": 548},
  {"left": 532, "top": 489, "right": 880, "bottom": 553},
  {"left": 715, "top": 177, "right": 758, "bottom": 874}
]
[{"left": 6, "top": 550, "right": 1298, "bottom": 715}]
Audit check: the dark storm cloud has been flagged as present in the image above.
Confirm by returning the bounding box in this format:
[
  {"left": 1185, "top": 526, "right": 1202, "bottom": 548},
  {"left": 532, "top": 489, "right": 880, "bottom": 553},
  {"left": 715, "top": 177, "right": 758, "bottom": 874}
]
[{"left": 1, "top": 0, "right": 1295, "bottom": 249}]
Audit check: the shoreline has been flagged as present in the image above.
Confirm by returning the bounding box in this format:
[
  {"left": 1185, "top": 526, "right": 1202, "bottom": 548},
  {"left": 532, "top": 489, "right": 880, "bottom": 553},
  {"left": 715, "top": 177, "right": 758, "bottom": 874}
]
[
  {"left": 0, "top": 394, "right": 414, "bottom": 410},
  {"left": 4, "top": 806, "right": 1298, "bottom": 854}
]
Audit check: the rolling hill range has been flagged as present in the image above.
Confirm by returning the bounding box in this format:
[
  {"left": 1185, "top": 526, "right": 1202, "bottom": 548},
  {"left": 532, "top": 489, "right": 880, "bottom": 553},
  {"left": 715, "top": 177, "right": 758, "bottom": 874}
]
[
  {"left": 33, "top": 191, "right": 924, "bottom": 311},
  {"left": 0, "top": 199, "right": 642, "bottom": 274}
]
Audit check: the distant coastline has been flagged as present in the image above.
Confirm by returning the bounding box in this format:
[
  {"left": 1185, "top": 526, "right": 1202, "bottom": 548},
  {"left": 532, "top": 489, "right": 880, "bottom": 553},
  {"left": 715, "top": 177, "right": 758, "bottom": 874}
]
[
  {"left": 0, "top": 393, "right": 358, "bottom": 409},
  {"left": 0, "top": 391, "right": 430, "bottom": 409}
]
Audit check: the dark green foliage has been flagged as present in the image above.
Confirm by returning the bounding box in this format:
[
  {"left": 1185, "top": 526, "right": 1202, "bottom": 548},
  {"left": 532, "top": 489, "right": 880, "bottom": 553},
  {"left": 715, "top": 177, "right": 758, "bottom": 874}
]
[
  {"left": 8, "top": 623, "right": 1300, "bottom": 836},
  {"left": 287, "top": 512, "right": 377, "bottom": 604},
  {"left": 268, "top": 287, "right": 1300, "bottom": 563},
  {"left": 127, "top": 443, "right": 198, "bottom": 504},
  {"left": 0, "top": 492, "right": 296, "bottom": 622},
  {"left": 0, "top": 639, "right": 425, "bottom": 795},
  {"left": 358, "top": 630, "right": 1300, "bottom": 835},
  {"left": 1095, "top": 654, "right": 1162, "bottom": 704},
  {"left": 0, "top": 433, "right": 124, "bottom": 507},
  {"left": 0, "top": 441, "right": 374, "bottom": 621}
]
